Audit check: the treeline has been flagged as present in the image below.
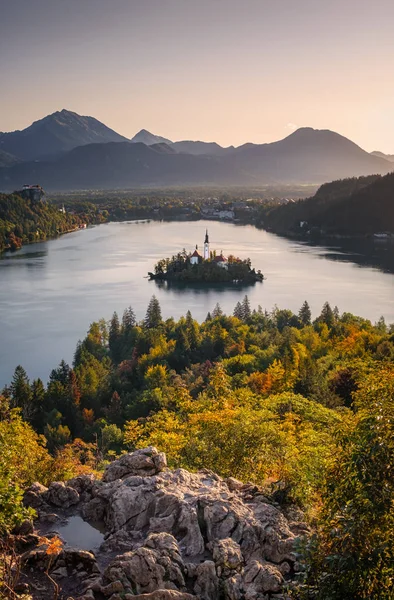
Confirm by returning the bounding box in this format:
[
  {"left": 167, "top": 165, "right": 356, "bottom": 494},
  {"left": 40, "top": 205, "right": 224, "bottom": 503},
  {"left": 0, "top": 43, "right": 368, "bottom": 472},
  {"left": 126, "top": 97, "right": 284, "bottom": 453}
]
[
  {"left": 0, "top": 193, "right": 87, "bottom": 252},
  {"left": 261, "top": 172, "right": 394, "bottom": 236},
  {"left": 1, "top": 298, "right": 393, "bottom": 597}
]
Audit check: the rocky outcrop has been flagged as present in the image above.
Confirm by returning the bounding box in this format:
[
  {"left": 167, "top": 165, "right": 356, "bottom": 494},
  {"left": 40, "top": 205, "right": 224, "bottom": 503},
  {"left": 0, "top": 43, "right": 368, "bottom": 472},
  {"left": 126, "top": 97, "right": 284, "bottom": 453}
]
[
  {"left": 102, "top": 446, "right": 167, "bottom": 482},
  {"left": 24, "top": 448, "right": 309, "bottom": 600}
]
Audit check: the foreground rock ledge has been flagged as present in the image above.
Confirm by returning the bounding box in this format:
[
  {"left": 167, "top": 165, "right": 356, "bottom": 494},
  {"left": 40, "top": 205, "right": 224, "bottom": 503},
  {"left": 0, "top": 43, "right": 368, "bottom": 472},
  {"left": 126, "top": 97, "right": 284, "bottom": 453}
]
[{"left": 24, "top": 446, "right": 309, "bottom": 600}]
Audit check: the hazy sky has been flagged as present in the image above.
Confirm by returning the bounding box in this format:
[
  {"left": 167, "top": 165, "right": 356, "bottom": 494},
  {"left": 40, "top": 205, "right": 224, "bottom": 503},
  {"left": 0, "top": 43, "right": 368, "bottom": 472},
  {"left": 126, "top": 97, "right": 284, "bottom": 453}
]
[{"left": 1, "top": 0, "right": 393, "bottom": 151}]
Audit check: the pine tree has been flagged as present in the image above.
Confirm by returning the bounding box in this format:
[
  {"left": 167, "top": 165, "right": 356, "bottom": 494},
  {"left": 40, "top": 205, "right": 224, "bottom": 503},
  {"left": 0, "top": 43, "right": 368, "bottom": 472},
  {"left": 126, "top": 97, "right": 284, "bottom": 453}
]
[
  {"left": 212, "top": 303, "right": 223, "bottom": 318},
  {"left": 109, "top": 311, "right": 121, "bottom": 355},
  {"left": 144, "top": 295, "right": 162, "bottom": 328},
  {"left": 233, "top": 301, "right": 244, "bottom": 320},
  {"left": 298, "top": 300, "right": 312, "bottom": 326},
  {"left": 319, "top": 301, "right": 335, "bottom": 327},
  {"left": 122, "top": 306, "right": 136, "bottom": 332},
  {"left": 10, "top": 365, "right": 33, "bottom": 421},
  {"left": 242, "top": 295, "right": 251, "bottom": 320}
]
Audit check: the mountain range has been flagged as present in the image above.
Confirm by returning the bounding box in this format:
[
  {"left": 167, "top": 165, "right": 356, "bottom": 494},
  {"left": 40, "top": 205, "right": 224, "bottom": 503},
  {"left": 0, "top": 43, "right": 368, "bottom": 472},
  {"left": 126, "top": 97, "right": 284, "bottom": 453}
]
[{"left": 0, "top": 109, "right": 392, "bottom": 191}]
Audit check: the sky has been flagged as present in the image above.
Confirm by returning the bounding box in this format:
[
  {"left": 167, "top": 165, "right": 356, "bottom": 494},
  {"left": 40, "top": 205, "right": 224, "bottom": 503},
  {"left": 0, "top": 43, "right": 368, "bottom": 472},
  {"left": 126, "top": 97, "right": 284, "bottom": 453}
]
[{"left": 1, "top": 0, "right": 393, "bottom": 152}]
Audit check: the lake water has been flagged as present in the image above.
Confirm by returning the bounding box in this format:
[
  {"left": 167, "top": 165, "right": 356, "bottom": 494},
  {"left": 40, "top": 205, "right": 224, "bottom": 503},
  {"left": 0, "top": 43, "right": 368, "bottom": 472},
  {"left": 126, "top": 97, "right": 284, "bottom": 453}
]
[{"left": 0, "top": 220, "right": 393, "bottom": 386}]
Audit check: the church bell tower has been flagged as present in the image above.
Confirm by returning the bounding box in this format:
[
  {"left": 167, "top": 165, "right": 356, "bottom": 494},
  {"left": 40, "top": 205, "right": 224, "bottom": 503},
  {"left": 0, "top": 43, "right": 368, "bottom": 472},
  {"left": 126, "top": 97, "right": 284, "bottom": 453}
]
[{"left": 204, "top": 229, "right": 210, "bottom": 260}]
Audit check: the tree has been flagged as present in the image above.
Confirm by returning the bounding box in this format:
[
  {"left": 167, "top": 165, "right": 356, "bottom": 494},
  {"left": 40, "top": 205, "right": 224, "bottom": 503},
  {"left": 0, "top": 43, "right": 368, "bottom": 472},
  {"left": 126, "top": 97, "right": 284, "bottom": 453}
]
[
  {"left": 314, "top": 367, "right": 394, "bottom": 599},
  {"left": 242, "top": 295, "right": 251, "bottom": 320},
  {"left": 10, "top": 365, "right": 33, "bottom": 421},
  {"left": 233, "top": 301, "right": 244, "bottom": 320},
  {"left": 109, "top": 311, "right": 121, "bottom": 361},
  {"left": 122, "top": 306, "right": 136, "bottom": 332},
  {"left": 298, "top": 300, "right": 312, "bottom": 326},
  {"left": 318, "top": 301, "right": 335, "bottom": 328},
  {"left": 211, "top": 303, "right": 223, "bottom": 318},
  {"left": 144, "top": 296, "right": 162, "bottom": 328}
]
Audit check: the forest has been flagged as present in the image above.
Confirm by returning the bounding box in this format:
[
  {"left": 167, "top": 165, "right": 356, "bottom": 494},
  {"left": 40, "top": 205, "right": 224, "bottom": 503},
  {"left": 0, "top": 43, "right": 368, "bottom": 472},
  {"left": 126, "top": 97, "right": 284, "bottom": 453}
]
[
  {"left": 1, "top": 296, "right": 393, "bottom": 598},
  {"left": 0, "top": 193, "right": 95, "bottom": 253},
  {"left": 262, "top": 172, "right": 394, "bottom": 236}
]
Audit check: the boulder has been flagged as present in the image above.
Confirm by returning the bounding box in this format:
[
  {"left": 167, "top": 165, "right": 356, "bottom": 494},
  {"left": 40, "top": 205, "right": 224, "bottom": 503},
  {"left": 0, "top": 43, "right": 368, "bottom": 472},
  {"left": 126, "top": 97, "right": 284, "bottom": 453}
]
[
  {"left": 23, "top": 482, "right": 48, "bottom": 508},
  {"left": 44, "top": 481, "right": 80, "bottom": 508},
  {"left": 103, "top": 446, "right": 167, "bottom": 482}
]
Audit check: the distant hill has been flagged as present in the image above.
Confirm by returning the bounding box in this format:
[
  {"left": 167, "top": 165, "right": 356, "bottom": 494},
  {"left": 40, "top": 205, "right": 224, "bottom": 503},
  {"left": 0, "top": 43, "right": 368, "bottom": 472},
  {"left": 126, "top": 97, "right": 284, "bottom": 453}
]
[
  {"left": 371, "top": 151, "right": 394, "bottom": 162},
  {"left": 171, "top": 140, "right": 230, "bottom": 156},
  {"left": 264, "top": 172, "right": 394, "bottom": 235},
  {"left": 0, "top": 141, "right": 250, "bottom": 191},
  {"left": 225, "top": 127, "right": 391, "bottom": 183},
  {"left": 130, "top": 129, "right": 173, "bottom": 145},
  {"left": 0, "top": 109, "right": 128, "bottom": 161}
]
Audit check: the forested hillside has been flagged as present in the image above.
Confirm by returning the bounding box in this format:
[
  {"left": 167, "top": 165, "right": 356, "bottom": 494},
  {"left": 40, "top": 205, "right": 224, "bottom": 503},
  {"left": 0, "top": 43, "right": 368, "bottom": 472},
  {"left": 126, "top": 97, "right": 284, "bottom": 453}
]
[
  {"left": 1, "top": 297, "right": 393, "bottom": 597},
  {"left": 0, "top": 193, "right": 87, "bottom": 252},
  {"left": 263, "top": 172, "right": 394, "bottom": 235}
]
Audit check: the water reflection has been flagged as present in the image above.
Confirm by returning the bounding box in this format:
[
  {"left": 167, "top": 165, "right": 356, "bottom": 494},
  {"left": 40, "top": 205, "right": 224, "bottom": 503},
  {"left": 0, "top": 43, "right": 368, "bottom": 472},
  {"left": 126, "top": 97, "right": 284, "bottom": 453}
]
[
  {"left": 154, "top": 280, "right": 259, "bottom": 293},
  {"left": 299, "top": 238, "right": 394, "bottom": 274}
]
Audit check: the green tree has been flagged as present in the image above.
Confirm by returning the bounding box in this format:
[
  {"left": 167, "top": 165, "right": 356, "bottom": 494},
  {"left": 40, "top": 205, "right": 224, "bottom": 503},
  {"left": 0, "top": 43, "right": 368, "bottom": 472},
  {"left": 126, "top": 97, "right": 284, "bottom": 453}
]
[
  {"left": 10, "top": 365, "right": 33, "bottom": 421},
  {"left": 144, "top": 296, "right": 162, "bottom": 328},
  {"left": 299, "top": 300, "right": 312, "bottom": 325}
]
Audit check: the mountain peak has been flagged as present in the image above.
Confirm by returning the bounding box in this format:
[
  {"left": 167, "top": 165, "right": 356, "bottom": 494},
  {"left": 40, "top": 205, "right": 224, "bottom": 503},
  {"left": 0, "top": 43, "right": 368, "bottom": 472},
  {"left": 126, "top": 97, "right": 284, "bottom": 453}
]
[
  {"left": 131, "top": 129, "right": 172, "bottom": 146},
  {"left": 0, "top": 110, "right": 128, "bottom": 161}
]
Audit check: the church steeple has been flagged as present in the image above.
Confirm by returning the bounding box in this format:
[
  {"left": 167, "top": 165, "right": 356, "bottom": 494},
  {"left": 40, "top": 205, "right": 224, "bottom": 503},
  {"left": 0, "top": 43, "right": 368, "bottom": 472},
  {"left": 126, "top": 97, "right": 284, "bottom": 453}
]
[{"left": 204, "top": 229, "right": 210, "bottom": 260}]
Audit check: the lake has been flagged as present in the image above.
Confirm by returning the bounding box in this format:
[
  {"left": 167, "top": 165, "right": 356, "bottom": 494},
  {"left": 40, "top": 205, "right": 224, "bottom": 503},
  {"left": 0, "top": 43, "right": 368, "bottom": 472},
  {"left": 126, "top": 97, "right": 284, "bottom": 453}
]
[{"left": 0, "top": 220, "right": 393, "bottom": 386}]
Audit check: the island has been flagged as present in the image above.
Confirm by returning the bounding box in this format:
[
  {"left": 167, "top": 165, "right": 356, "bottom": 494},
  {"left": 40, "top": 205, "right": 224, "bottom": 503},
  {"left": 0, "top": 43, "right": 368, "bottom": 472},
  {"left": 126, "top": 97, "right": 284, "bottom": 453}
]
[{"left": 148, "top": 229, "right": 264, "bottom": 283}]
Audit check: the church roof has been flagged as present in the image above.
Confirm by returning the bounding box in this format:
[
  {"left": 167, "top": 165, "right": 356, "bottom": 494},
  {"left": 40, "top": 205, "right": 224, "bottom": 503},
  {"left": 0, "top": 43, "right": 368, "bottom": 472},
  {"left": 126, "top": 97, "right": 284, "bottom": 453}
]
[
  {"left": 214, "top": 254, "right": 227, "bottom": 262},
  {"left": 191, "top": 249, "right": 201, "bottom": 258}
]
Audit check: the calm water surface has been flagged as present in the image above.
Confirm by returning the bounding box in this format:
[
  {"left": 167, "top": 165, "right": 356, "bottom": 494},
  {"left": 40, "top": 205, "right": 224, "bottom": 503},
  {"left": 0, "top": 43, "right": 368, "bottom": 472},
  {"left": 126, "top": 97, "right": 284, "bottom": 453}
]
[{"left": 0, "top": 220, "right": 393, "bottom": 386}]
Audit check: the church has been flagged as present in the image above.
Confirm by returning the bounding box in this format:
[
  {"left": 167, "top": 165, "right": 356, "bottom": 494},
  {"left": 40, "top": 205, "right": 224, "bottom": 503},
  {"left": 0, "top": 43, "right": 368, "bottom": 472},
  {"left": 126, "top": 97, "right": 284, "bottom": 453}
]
[{"left": 190, "top": 230, "right": 228, "bottom": 269}]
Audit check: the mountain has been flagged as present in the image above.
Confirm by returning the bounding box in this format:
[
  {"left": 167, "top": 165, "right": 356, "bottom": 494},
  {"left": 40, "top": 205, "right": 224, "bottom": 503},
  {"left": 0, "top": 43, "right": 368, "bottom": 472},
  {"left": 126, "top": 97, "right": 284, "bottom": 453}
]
[
  {"left": 130, "top": 129, "right": 172, "bottom": 145},
  {"left": 0, "top": 141, "right": 249, "bottom": 191},
  {"left": 0, "top": 149, "right": 20, "bottom": 168},
  {"left": 371, "top": 150, "right": 394, "bottom": 162},
  {"left": 225, "top": 127, "right": 392, "bottom": 183},
  {"left": 171, "top": 140, "right": 231, "bottom": 155},
  {"left": 264, "top": 172, "right": 394, "bottom": 235},
  {"left": 0, "top": 109, "right": 128, "bottom": 161},
  {"left": 0, "top": 120, "right": 391, "bottom": 190}
]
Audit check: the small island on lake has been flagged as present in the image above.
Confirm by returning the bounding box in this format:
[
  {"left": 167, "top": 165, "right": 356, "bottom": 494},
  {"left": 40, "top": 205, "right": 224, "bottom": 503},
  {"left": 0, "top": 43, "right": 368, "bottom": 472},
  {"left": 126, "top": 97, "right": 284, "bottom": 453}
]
[{"left": 149, "top": 229, "right": 264, "bottom": 283}]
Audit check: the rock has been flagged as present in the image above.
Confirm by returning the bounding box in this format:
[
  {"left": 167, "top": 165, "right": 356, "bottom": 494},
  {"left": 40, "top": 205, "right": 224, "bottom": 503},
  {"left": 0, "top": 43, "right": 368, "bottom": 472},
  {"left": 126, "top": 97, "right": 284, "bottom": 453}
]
[
  {"left": 44, "top": 481, "right": 80, "bottom": 508},
  {"left": 101, "top": 580, "right": 125, "bottom": 596},
  {"left": 51, "top": 566, "right": 68, "bottom": 579},
  {"left": 38, "top": 512, "right": 59, "bottom": 523},
  {"left": 243, "top": 561, "right": 283, "bottom": 594},
  {"left": 103, "top": 446, "right": 167, "bottom": 482},
  {"left": 33, "top": 448, "right": 307, "bottom": 600},
  {"left": 23, "top": 482, "right": 48, "bottom": 508},
  {"left": 212, "top": 538, "right": 243, "bottom": 575},
  {"left": 131, "top": 592, "right": 197, "bottom": 600},
  {"left": 67, "top": 474, "right": 96, "bottom": 496},
  {"left": 13, "top": 519, "right": 34, "bottom": 535},
  {"left": 225, "top": 477, "right": 244, "bottom": 492},
  {"left": 192, "top": 561, "right": 218, "bottom": 600}
]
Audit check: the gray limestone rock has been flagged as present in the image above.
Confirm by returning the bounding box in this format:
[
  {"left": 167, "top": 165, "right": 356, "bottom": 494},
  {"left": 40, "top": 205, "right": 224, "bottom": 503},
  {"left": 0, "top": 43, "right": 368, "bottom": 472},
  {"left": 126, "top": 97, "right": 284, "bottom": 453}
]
[{"left": 103, "top": 446, "right": 167, "bottom": 482}]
